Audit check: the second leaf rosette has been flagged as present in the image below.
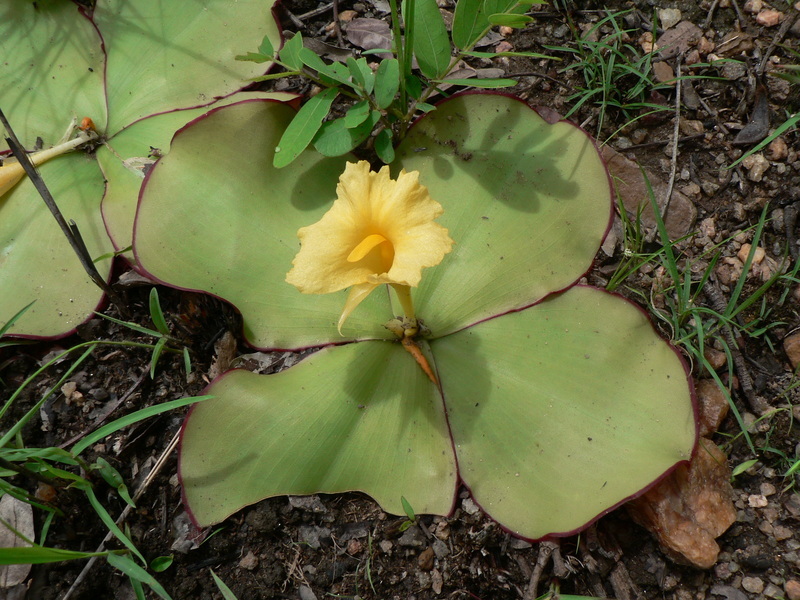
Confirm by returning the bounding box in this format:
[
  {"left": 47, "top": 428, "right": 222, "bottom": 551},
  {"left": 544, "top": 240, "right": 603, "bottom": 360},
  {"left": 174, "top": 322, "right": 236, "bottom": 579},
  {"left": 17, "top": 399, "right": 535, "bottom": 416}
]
[{"left": 134, "top": 93, "right": 697, "bottom": 540}]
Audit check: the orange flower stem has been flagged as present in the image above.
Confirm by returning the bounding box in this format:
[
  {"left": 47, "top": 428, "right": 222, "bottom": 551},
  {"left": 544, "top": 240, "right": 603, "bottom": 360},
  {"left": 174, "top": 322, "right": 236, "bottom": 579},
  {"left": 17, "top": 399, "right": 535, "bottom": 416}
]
[{"left": 401, "top": 337, "right": 438, "bottom": 386}]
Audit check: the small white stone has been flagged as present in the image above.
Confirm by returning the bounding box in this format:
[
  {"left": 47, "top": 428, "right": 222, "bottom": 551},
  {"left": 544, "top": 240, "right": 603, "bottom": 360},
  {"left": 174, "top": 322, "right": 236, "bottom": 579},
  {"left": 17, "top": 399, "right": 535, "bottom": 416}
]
[
  {"left": 658, "top": 8, "right": 681, "bottom": 29},
  {"left": 743, "top": 576, "right": 765, "bottom": 594},
  {"left": 741, "top": 153, "right": 770, "bottom": 182}
]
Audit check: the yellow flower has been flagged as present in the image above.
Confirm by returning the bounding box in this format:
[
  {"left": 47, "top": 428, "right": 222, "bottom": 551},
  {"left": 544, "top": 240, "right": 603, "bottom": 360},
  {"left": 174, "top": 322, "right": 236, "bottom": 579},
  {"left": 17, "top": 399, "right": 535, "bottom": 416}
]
[{"left": 286, "top": 161, "right": 453, "bottom": 332}]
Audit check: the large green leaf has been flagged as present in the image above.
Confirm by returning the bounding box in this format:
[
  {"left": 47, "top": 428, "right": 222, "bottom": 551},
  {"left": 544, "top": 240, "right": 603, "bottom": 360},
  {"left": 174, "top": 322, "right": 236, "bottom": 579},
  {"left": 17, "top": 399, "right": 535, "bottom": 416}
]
[
  {"left": 431, "top": 286, "right": 696, "bottom": 539},
  {"left": 99, "top": 92, "right": 296, "bottom": 255},
  {"left": 134, "top": 100, "right": 395, "bottom": 348},
  {"left": 397, "top": 93, "right": 612, "bottom": 338},
  {"left": 180, "top": 341, "right": 456, "bottom": 527},
  {"left": 0, "top": 1, "right": 106, "bottom": 146},
  {"left": 0, "top": 155, "right": 113, "bottom": 338},
  {"left": 95, "top": 0, "right": 281, "bottom": 134},
  {"left": 136, "top": 94, "right": 610, "bottom": 349}
]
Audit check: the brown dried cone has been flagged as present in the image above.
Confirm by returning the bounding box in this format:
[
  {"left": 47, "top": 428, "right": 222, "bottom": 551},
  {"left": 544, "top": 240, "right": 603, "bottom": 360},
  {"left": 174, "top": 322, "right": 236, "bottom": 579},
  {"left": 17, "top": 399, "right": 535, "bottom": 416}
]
[{"left": 626, "top": 379, "right": 736, "bottom": 569}]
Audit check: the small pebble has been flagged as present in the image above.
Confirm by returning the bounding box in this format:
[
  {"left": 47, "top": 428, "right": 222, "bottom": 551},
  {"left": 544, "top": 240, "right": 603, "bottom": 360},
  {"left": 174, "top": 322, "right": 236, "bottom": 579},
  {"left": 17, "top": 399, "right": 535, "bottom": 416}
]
[
  {"left": 767, "top": 137, "right": 789, "bottom": 161},
  {"left": 398, "top": 525, "right": 426, "bottom": 547},
  {"left": 462, "top": 497, "right": 480, "bottom": 515},
  {"left": 749, "top": 494, "right": 768, "bottom": 508},
  {"left": 786, "top": 579, "right": 800, "bottom": 600},
  {"left": 714, "top": 561, "right": 731, "bottom": 580},
  {"left": 653, "top": 61, "right": 674, "bottom": 82},
  {"left": 299, "top": 585, "right": 318, "bottom": 600},
  {"left": 737, "top": 243, "right": 766, "bottom": 264},
  {"left": 238, "top": 550, "right": 258, "bottom": 570},
  {"left": 742, "top": 153, "right": 770, "bottom": 182},
  {"left": 743, "top": 576, "right": 765, "bottom": 594},
  {"left": 761, "top": 482, "right": 777, "bottom": 496},
  {"left": 417, "top": 546, "right": 435, "bottom": 571},
  {"left": 703, "top": 348, "right": 726, "bottom": 369},
  {"left": 744, "top": 0, "right": 763, "bottom": 12},
  {"left": 756, "top": 9, "right": 784, "bottom": 27},
  {"left": 658, "top": 8, "right": 681, "bottom": 29},
  {"left": 432, "top": 538, "right": 450, "bottom": 558},
  {"left": 783, "top": 332, "right": 800, "bottom": 369},
  {"left": 774, "top": 524, "right": 794, "bottom": 541}
]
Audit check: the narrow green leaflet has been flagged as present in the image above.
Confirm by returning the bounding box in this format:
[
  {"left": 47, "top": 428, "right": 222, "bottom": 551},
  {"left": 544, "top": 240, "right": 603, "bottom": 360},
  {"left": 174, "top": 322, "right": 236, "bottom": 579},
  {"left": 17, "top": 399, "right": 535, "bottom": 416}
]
[
  {"left": 441, "top": 78, "right": 517, "bottom": 88},
  {"left": 278, "top": 32, "right": 304, "bottom": 70},
  {"left": 452, "top": 0, "right": 527, "bottom": 50},
  {"left": 274, "top": 88, "right": 339, "bottom": 168},
  {"left": 259, "top": 34, "right": 275, "bottom": 56},
  {"left": 375, "top": 129, "right": 395, "bottom": 164},
  {"left": 347, "top": 57, "right": 375, "bottom": 94},
  {"left": 487, "top": 13, "right": 534, "bottom": 27},
  {"left": 344, "top": 101, "right": 372, "bottom": 128},
  {"left": 148, "top": 288, "right": 170, "bottom": 336},
  {"left": 298, "top": 47, "right": 353, "bottom": 88},
  {"left": 70, "top": 395, "right": 214, "bottom": 456},
  {"left": 411, "top": 0, "right": 452, "bottom": 79},
  {"left": 374, "top": 59, "right": 400, "bottom": 109},
  {"left": 314, "top": 111, "right": 381, "bottom": 156}
]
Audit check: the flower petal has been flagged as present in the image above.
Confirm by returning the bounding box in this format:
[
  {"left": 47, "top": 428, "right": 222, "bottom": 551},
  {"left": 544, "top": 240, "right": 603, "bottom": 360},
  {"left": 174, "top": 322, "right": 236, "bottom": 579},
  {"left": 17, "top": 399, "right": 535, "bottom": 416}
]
[
  {"left": 338, "top": 282, "right": 381, "bottom": 333},
  {"left": 286, "top": 161, "right": 454, "bottom": 296}
]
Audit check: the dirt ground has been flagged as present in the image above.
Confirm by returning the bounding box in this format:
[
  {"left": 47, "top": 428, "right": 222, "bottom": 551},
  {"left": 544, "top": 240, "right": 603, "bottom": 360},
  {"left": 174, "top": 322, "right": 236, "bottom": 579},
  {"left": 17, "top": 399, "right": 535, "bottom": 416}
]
[{"left": 3, "top": 0, "right": 800, "bottom": 599}]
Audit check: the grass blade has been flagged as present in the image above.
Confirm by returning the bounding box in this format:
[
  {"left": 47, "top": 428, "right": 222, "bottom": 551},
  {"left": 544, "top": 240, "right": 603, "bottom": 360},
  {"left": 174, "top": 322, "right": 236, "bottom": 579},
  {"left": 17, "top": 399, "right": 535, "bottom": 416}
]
[
  {"left": 106, "top": 553, "right": 172, "bottom": 600},
  {"left": 70, "top": 395, "right": 213, "bottom": 456}
]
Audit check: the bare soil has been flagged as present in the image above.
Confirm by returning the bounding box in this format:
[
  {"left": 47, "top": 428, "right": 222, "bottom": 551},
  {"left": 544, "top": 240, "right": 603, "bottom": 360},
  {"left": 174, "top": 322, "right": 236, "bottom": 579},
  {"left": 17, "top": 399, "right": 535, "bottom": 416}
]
[{"left": 3, "top": 1, "right": 800, "bottom": 599}]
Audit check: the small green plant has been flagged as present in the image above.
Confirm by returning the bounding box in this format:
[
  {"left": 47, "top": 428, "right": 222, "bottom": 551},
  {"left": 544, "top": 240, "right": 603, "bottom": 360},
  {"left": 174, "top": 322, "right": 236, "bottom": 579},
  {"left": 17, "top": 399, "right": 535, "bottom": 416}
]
[
  {"left": 398, "top": 495, "right": 418, "bottom": 532},
  {"left": 0, "top": 300, "right": 211, "bottom": 598},
  {"left": 95, "top": 288, "right": 192, "bottom": 378},
  {"left": 544, "top": 9, "right": 671, "bottom": 135},
  {"left": 237, "top": 0, "right": 551, "bottom": 165}
]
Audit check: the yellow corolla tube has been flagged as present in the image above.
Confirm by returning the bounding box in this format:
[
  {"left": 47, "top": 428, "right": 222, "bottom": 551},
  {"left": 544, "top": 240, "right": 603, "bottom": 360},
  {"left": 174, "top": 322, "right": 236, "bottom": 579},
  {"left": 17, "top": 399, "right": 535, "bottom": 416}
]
[
  {"left": 0, "top": 128, "right": 95, "bottom": 198},
  {"left": 286, "top": 160, "right": 454, "bottom": 332}
]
